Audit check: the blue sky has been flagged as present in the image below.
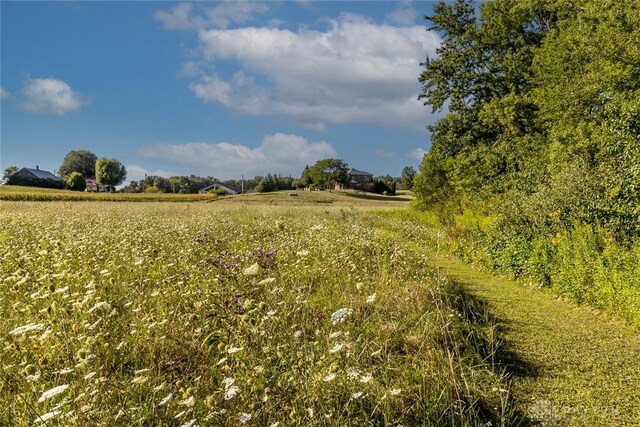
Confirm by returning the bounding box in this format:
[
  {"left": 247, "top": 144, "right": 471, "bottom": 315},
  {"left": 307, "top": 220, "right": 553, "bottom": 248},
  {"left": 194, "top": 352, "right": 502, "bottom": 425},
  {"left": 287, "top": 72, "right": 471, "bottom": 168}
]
[{"left": 1, "top": 1, "right": 442, "bottom": 182}]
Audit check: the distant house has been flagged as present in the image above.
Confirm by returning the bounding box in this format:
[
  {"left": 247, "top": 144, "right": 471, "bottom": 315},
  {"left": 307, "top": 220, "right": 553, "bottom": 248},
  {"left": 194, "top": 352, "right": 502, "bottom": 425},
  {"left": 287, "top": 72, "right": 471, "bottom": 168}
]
[
  {"left": 346, "top": 168, "right": 374, "bottom": 188},
  {"left": 8, "top": 166, "right": 64, "bottom": 188},
  {"left": 13, "top": 166, "right": 62, "bottom": 182},
  {"left": 85, "top": 178, "right": 108, "bottom": 192},
  {"left": 198, "top": 183, "right": 240, "bottom": 195}
]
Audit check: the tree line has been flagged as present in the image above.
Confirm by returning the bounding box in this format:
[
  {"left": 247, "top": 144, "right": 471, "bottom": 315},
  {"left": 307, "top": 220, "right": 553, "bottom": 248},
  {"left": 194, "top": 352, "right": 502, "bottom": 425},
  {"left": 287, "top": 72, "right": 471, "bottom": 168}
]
[{"left": 413, "top": 0, "right": 640, "bottom": 321}]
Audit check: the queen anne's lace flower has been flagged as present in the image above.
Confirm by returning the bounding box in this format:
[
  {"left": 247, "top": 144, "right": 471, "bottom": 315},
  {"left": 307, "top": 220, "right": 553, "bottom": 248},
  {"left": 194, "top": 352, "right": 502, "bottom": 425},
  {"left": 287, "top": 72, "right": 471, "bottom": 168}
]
[
  {"left": 37, "top": 384, "right": 70, "bottom": 403},
  {"left": 330, "top": 308, "right": 353, "bottom": 325}
]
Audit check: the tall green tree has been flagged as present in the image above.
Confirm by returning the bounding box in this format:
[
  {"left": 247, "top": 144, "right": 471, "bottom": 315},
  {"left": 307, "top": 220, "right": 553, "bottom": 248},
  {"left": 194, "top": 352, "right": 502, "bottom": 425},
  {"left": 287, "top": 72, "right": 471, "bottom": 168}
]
[
  {"left": 416, "top": 0, "right": 555, "bottom": 207},
  {"left": 401, "top": 166, "right": 417, "bottom": 190},
  {"left": 300, "top": 165, "right": 313, "bottom": 187},
  {"left": 309, "top": 158, "right": 348, "bottom": 190},
  {"left": 3, "top": 166, "right": 18, "bottom": 180},
  {"left": 59, "top": 150, "right": 97, "bottom": 179},
  {"left": 95, "top": 158, "right": 127, "bottom": 192},
  {"left": 532, "top": 0, "right": 640, "bottom": 234}
]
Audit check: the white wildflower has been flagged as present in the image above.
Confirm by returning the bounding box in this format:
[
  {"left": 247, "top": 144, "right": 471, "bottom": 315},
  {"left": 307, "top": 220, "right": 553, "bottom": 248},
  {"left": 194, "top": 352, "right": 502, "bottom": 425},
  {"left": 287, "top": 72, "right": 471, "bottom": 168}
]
[
  {"left": 181, "top": 396, "right": 195, "bottom": 407},
  {"left": 9, "top": 323, "right": 44, "bottom": 336},
  {"left": 88, "top": 301, "right": 111, "bottom": 313},
  {"left": 54, "top": 368, "right": 73, "bottom": 375},
  {"left": 26, "top": 372, "right": 41, "bottom": 382},
  {"left": 351, "top": 392, "right": 364, "bottom": 399},
  {"left": 227, "top": 346, "right": 244, "bottom": 354},
  {"left": 174, "top": 410, "right": 187, "bottom": 419},
  {"left": 179, "top": 420, "right": 198, "bottom": 427},
  {"left": 323, "top": 373, "right": 337, "bottom": 382},
  {"left": 269, "top": 423, "right": 280, "bottom": 427},
  {"left": 296, "top": 250, "right": 309, "bottom": 256},
  {"left": 159, "top": 392, "right": 173, "bottom": 406},
  {"left": 329, "top": 343, "right": 344, "bottom": 354},
  {"left": 293, "top": 330, "right": 302, "bottom": 338},
  {"left": 365, "top": 293, "right": 377, "bottom": 304},
  {"left": 243, "top": 263, "right": 262, "bottom": 276},
  {"left": 37, "top": 384, "right": 70, "bottom": 403},
  {"left": 33, "top": 410, "right": 61, "bottom": 423},
  {"left": 223, "top": 377, "right": 240, "bottom": 400},
  {"left": 131, "top": 376, "right": 148, "bottom": 385},
  {"left": 346, "top": 367, "right": 360, "bottom": 380},
  {"left": 330, "top": 308, "right": 353, "bottom": 325},
  {"left": 389, "top": 388, "right": 402, "bottom": 396},
  {"left": 224, "top": 385, "right": 240, "bottom": 400},
  {"left": 239, "top": 413, "right": 252, "bottom": 423},
  {"left": 216, "top": 357, "right": 228, "bottom": 366},
  {"left": 258, "top": 278, "right": 276, "bottom": 285},
  {"left": 359, "top": 374, "right": 373, "bottom": 383},
  {"left": 83, "top": 372, "right": 96, "bottom": 380},
  {"left": 328, "top": 331, "right": 343, "bottom": 339}
]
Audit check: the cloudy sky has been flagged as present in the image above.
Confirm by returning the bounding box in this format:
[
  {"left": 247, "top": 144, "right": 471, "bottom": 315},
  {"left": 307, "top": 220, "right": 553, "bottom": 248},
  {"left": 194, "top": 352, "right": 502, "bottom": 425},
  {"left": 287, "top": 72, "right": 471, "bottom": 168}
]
[{"left": 1, "top": 1, "right": 442, "bottom": 182}]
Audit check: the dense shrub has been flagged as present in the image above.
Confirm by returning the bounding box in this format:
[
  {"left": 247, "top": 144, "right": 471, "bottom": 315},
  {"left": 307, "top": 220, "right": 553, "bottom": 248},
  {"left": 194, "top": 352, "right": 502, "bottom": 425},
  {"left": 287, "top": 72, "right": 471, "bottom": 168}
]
[
  {"left": 66, "top": 172, "right": 87, "bottom": 191},
  {"left": 7, "top": 174, "right": 64, "bottom": 190}
]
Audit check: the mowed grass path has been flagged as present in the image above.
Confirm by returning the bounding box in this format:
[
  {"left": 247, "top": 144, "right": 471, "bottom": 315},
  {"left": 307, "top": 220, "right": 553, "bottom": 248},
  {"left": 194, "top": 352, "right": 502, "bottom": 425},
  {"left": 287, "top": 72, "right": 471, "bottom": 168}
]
[{"left": 421, "top": 249, "right": 640, "bottom": 425}]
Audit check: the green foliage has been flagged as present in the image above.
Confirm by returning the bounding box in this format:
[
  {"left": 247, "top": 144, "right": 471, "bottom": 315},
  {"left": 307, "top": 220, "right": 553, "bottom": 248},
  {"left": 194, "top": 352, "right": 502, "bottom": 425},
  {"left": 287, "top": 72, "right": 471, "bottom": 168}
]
[
  {"left": 58, "top": 150, "right": 97, "bottom": 179},
  {"left": 255, "top": 174, "right": 294, "bottom": 193},
  {"left": 400, "top": 166, "right": 416, "bottom": 190},
  {"left": 6, "top": 174, "right": 64, "bottom": 190},
  {"left": 414, "top": 0, "right": 640, "bottom": 323},
  {"left": 308, "top": 158, "right": 349, "bottom": 189},
  {"left": 95, "top": 158, "right": 127, "bottom": 192},
  {"left": 369, "top": 179, "right": 395, "bottom": 196},
  {"left": 66, "top": 171, "right": 86, "bottom": 191},
  {"left": 3, "top": 166, "right": 18, "bottom": 180}
]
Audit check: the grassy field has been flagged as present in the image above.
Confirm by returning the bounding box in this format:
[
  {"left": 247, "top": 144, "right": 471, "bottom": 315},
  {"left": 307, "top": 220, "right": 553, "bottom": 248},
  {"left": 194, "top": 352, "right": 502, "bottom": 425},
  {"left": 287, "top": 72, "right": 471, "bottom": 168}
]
[
  {"left": 0, "top": 193, "right": 515, "bottom": 426},
  {"left": 0, "top": 185, "right": 217, "bottom": 202}
]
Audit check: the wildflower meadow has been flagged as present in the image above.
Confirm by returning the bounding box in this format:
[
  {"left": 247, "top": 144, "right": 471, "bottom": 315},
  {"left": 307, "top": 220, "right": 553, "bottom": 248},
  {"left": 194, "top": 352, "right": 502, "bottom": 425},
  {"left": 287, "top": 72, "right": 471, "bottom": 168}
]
[{"left": 1, "top": 200, "right": 514, "bottom": 425}]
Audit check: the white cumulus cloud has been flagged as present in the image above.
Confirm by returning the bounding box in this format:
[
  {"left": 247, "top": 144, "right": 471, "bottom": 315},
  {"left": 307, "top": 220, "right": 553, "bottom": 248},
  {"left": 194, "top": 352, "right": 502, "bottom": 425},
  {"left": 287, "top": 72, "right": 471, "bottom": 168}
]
[
  {"left": 20, "top": 78, "right": 84, "bottom": 115},
  {"left": 138, "top": 133, "right": 336, "bottom": 179},
  {"left": 0, "top": 87, "right": 9, "bottom": 99},
  {"left": 189, "top": 16, "right": 440, "bottom": 129},
  {"left": 154, "top": 2, "right": 268, "bottom": 31},
  {"left": 407, "top": 147, "right": 427, "bottom": 162},
  {"left": 154, "top": 4, "right": 442, "bottom": 130},
  {"left": 125, "top": 165, "right": 179, "bottom": 184},
  {"left": 386, "top": 1, "right": 419, "bottom": 26}
]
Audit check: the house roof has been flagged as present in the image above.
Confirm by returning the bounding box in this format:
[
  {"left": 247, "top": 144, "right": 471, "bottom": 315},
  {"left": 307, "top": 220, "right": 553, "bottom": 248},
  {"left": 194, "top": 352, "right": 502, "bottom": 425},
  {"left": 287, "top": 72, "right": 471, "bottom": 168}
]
[
  {"left": 199, "top": 183, "right": 240, "bottom": 193},
  {"left": 347, "top": 168, "right": 373, "bottom": 177},
  {"left": 22, "top": 167, "right": 62, "bottom": 181}
]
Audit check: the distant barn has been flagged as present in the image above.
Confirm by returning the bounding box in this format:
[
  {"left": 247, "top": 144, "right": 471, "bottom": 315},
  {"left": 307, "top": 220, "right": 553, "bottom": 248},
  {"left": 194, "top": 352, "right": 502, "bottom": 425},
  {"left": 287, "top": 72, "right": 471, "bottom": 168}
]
[
  {"left": 13, "top": 166, "right": 62, "bottom": 182},
  {"left": 7, "top": 166, "right": 64, "bottom": 188}
]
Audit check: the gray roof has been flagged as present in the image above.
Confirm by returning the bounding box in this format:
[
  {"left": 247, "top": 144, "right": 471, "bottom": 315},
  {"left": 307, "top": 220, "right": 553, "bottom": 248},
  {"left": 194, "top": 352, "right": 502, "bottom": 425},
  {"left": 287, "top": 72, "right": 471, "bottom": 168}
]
[
  {"left": 22, "top": 168, "right": 62, "bottom": 181},
  {"left": 199, "top": 182, "right": 240, "bottom": 194},
  {"left": 348, "top": 168, "right": 373, "bottom": 176}
]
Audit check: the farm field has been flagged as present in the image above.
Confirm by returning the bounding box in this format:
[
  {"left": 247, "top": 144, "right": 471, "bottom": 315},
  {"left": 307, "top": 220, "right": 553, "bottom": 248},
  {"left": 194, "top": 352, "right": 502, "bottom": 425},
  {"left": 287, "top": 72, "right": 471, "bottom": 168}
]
[
  {"left": 0, "top": 185, "right": 217, "bottom": 203},
  {"left": 0, "top": 194, "right": 513, "bottom": 426}
]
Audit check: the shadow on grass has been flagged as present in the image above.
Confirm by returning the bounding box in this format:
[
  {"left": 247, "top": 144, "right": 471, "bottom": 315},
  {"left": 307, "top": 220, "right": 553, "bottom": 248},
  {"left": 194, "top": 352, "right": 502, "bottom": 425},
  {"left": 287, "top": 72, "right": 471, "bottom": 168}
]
[
  {"left": 448, "top": 281, "right": 539, "bottom": 426},
  {"left": 341, "top": 192, "right": 412, "bottom": 202}
]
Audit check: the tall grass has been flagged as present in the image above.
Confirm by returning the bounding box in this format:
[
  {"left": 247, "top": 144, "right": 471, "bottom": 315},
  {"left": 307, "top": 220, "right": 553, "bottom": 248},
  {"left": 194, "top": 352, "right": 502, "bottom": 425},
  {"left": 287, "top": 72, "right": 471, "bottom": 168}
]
[
  {"left": 378, "top": 209, "right": 640, "bottom": 327},
  {"left": 0, "top": 202, "right": 516, "bottom": 426}
]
